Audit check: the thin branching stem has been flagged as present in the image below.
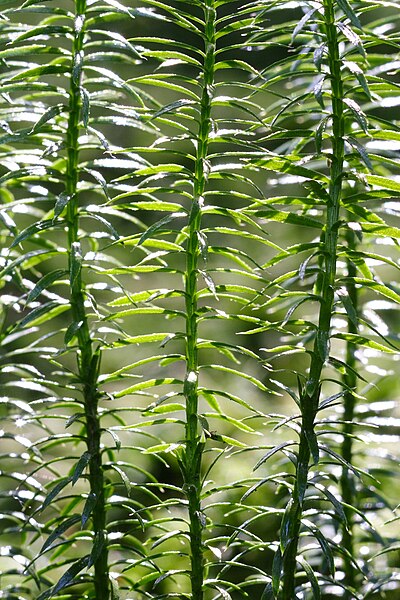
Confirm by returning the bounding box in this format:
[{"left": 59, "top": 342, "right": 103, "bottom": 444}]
[
  {"left": 279, "top": 0, "right": 345, "bottom": 596},
  {"left": 341, "top": 228, "right": 358, "bottom": 595},
  {"left": 66, "top": 1, "right": 109, "bottom": 597},
  {"left": 183, "top": 1, "right": 216, "bottom": 598}
]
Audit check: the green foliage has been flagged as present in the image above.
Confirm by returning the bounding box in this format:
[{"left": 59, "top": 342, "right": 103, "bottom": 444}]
[{"left": 1, "top": 0, "right": 400, "bottom": 598}]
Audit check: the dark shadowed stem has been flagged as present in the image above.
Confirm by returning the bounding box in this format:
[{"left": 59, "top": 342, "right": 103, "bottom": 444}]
[
  {"left": 183, "top": 1, "right": 216, "bottom": 598},
  {"left": 66, "top": 0, "right": 109, "bottom": 597},
  {"left": 341, "top": 228, "right": 358, "bottom": 596},
  {"left": 279, "top": 0, "right": 345, "bottom": 596}
]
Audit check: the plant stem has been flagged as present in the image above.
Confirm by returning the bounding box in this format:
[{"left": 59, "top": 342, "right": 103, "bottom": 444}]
[
  {"left": 66, "top": 1, "right": 109, "bottom": 597},
  {"left": 183, "top": 1, "right": 216, "bottom": 598},
  {"left": 340, "top": 228, "right": 358, "bottom": 595},
  {"left": 279, "top": 0, "right": 345, "bottom": 596}
]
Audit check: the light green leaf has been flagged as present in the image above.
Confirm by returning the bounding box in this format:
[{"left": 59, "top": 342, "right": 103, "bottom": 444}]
[
  {"left": 115, "top": 378, "right": 182, "bottom": 398},
  {"left": 366, "top": 174, "right": 400, "bottom": 193},
  {"left": 201, "top": 364, "right": 269, "bottom": 391},
  {"left": 333, "top": 332, "right": 397, "bottom": 353}
]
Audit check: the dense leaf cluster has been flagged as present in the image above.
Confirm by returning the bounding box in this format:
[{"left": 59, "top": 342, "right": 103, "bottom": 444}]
[{"left": 1, "top": 0, "right": 400, "bottom": 598}]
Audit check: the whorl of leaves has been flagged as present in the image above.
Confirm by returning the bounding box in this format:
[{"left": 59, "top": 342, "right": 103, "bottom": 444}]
[{"left": 0, "top": 0, "right": 400, "bottom": 599}]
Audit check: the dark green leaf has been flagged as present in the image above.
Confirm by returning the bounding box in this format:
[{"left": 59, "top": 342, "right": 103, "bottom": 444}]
[
  {"left": 11, "top": 220, "right": 57, "bottom": 248},
  {"left": 88, "top": 531, "right": 105, "bottom": 568},
  {"left": 253, "top": 442, "right": 295, "bottom": 471},
  {"left": 41, "top": 477, "right": 72, "bottom": 512},
  {"left": 261, "top": 583, "right": 274, "bottom": 600},
  {"left": 40, "top": 516, "right": 81, "bottom": 553},
  {"left": 137, "top": 212, "right": 186, "bottom": 246},
  {"left": 64, "top": 319, "right": 84, "bottom": 344},
  {"left": 71, "top": 451, "right": 91, "bottom": 485},
  {"left": 81, "top": 492, "right": 97, "bottom": 528},
  {"left": 336, "top": 0, "right": 362, "bottom": 29},
  {"left": 37, "top": 556, "right": 90, "bottom": 600},
  {"left": 70, "top": 242, "right": 82, "bottom": 287},
  {"left": 30, "top": 104, "right": 64, "bottom": 134},
  {"left": 272, "top": 547, "right": 282, "bottom": 596},
  {"left": 26, "top": 269, "right": 67, "bottom": 303},
  {"left": 54, "top": 193, "right": 71, "bottom": 219},
  {"left": 297, "top": 556, "right": 321, "bottom": 599}
]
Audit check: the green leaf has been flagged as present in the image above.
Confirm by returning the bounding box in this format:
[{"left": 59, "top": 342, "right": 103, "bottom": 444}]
[
  {"left": 203, "top": 412, "right": 255, "bottom": 433},
  {"left": 137, "top": 212, "right": 186, "bottom": 246},
  {"left": 143, "top": 442, "right": 184, "bottom": 454},
  {"left": 314, "top": 44, "right": 326, "bottom": 70},
  {"left": 18, "top": 301, "right": 69, "bottom": 329},
  {"left": 250, "top": 156, "right": 328, "bottom": 183},
  {"left": 305, "top": 428, "right": 319, "bottom": 465},
  {"left": 81, "top": 492, "right": 97, "bottom": 528},
  {"left": 41, "top": 477, "right": 72, "bottom": 512},
  {"left": 346, "top": 136, "right": 372, "bottom": 170},
  {"left": 280, "top": 498, "right": 293, "bottom": 552},
  {"left": 54, "top": 193, "right": 71, "bottom": 220},
  {"left": 261, "top": 583, "right": 274, "bottom": 600},
  {"left": 343, "top": 98, "right": 368, "bottom": 132},
  {"left": 337, "top": 22, "right": 365, "bottom": 57},
  {"left": 71, "top": 451, "right": 91, "bottom": 485},
  {"left": 64, "top": 320, "right": 83, "bottom": 344},
  {"left": 70, "top": 242, "right": 82, "bottom": 287},
  {"left": 85, "top": 211, "right": 120, "bottom": 240},
  {"left": 115, "top": 378, "right": 182, "bottom": 398},
  {"left": 37, "top": 556, "right": 90, "bottom": 600},
  {"left": 291, "top": 8, "right": 317, "bottom": 44},
  {"left": 272, "top": 547, "right": 282, "bottom": 596},
  {"left": 11, "top": 220, "right": 58, "bottom": 248},
  {"left": 88, "top": 531, "right": 105, "bottom": 568},
  {"left": 313, "top": 76, "right": 325, "bottom": 109},
  {"left": 30, "top": 104, "right": 65, "bottom": 134},
  {"left": 201, "top": 364, "right": 269, "bottom": 391},
  {"left": 10, "top": 64, "right": 69, "bottom": 81},
  {"left": 81, "top": 86, "right": 90, "bottom": 127},
  {"left": 253, "top": 209, "right": 322, "bottom": 229},
  {"left": 336, "top": 0, "right": 362, "bottom": 29},
  {"left": 253, "top": 442, "right": 295, "bottom": 471},
  {"left": 336, "top": 287, "right": 358, "bottom": 327},
  {"left": 0, "top": 210, "right": 17, "bottom": 234},
  {"left": 297, "top": 556, "right": 321, "bottom": 599},
  {"left": 26, "top": 269, "right": 67, "bottom": 303},
  {"left": 40, "top": 516, "right": 81, "bottom": 553},
  {"left": 7, "top": 25, "right": 70, "bottom": 44},
  {"left": 313, "top": 482, "right": 347, "bottom": 525},
  {"left": 366, "top": 174, "right": 400, "bottom": 193},
  {"left": 112, "top": 333, "right": 177, "bottom": 347},
  {"left": 332, "top": 332, "right": 397, "bottom": 354},
  {"left": 84, "top": 169, "right": 110, "bottom": 199},
  {"left": 303, "top": 520, "right": 335, "bottom": 576}
]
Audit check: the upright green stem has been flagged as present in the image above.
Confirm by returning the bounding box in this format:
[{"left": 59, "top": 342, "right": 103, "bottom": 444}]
[
  {"left": 340, "top": 229, "right": 358, "bottom": 595},
  {"left": 279, "top": 1, "right": 345, "bottom": 596},
  {"left": 183, "top": 2, "right": 216, "bottom": 598},
  {"left": 66, "top": 1, "right": 109, "bottom": 597}
]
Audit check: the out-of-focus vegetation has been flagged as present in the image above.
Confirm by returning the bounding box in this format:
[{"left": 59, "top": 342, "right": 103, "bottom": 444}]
[{"left": 1, "top": 0, "right": 400, "bottom": 598}]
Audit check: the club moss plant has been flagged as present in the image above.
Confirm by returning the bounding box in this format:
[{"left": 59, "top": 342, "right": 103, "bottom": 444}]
[{"left": 1, "top": 0, "right": 400, "bottom": 598}]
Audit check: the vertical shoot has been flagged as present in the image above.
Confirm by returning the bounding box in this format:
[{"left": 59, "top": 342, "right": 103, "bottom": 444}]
[
  {"left": 66, "top": 0, "right": 109, "bottom": 597},
  {"left": 279, "top": 0, "right": 346, "bottom": 596},
  {"left": 183, "top": 0, "right": 216, "bottom": 598},
  {"left": 340, "top": 229, "right": 358, "bottom": 594}
]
